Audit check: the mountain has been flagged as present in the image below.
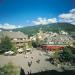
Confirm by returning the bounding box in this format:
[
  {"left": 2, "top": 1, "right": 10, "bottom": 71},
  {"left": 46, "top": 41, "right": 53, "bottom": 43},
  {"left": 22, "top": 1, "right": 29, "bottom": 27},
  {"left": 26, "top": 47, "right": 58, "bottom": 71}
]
[{"left": 13, "top": 23, "right": 75, "bottom": 36}]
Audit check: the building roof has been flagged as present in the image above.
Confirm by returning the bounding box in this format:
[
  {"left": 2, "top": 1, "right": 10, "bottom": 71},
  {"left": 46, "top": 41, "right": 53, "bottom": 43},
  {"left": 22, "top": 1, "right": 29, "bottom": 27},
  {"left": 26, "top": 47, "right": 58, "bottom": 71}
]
[
  {"left": 0, "top": 31, "right": 28, "bottom": 39},
  {"left": 43, "top": 34, "right": 73, "bottom": 45},
  {"left": 42, "top": 45, "right": 64, "bottom": 50}
]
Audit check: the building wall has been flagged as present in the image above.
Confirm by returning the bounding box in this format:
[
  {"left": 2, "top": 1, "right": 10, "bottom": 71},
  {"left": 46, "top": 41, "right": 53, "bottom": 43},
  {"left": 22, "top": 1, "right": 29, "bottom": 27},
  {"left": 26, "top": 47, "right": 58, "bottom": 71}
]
[
  {"left": 11, "top": 38, "right": 28, "bottom": 49},
  {"left": 0, "top": 31, "right": 29, "bottom": 49}
]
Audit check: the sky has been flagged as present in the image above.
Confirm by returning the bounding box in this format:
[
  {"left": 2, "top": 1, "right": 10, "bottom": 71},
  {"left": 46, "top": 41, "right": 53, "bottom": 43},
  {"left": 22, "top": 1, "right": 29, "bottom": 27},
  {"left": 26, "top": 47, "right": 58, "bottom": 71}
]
[{"left": 0, "top": 0, "right": 75, "bottom": 29}]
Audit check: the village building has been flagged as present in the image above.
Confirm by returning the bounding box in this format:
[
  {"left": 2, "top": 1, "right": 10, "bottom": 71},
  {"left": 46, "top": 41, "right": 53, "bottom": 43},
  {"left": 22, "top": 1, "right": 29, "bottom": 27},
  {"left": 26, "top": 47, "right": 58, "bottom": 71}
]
[
  {"left": 30, "top": 28, "right": 49, "bottom": 41},
  {"left": 41, "top": 34, "right": 74, "bottom": 51},
  {"left": 0, "top": 31, "right": 28, "bottom": 49},
  {"left": 29, "top": 28, "right": 74, "bottom": 51},
  {"left": 31, "top": 29, "right": 74, "bottom": 51},
  {"left": 59, "top": 30, "right": 68, "bottom": 35}
]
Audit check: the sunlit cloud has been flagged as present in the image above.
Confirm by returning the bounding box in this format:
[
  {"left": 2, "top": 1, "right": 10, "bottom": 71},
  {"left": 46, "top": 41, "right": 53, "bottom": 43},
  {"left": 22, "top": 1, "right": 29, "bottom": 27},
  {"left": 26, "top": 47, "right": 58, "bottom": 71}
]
[
  {"left": 59, "top": 8, "right": 75, "bottom": 25},
  {"left": 32, "top": 17, "right": 57, "bottom": 25},
  {"left": 0, "top": 23, "right": 23, "bottom": 29}
]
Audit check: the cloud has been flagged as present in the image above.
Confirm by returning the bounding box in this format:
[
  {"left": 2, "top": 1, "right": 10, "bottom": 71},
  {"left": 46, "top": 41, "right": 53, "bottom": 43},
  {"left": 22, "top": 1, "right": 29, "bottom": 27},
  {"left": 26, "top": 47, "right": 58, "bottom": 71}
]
[
  {"left": 48, "top": 18, "right": 57, "bottom": 23},
  {"left": 70, "top": 9, "right": 75, "bottom": 13},
  {"left": 59, "top": 8, "right": 75, "bottom": 25},
  {"left": 32, "top": 17, "right": 57, "bottom": 25},
  {"left": 0, "top": 23, "right": 23, "bottom": 29}
]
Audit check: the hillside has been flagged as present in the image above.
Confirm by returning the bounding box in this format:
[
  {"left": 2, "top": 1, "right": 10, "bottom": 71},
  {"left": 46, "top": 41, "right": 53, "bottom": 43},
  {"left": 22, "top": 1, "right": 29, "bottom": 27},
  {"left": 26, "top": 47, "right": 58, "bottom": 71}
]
[{"left": 13, "top": 23, "right": 75, "bottom": 36}]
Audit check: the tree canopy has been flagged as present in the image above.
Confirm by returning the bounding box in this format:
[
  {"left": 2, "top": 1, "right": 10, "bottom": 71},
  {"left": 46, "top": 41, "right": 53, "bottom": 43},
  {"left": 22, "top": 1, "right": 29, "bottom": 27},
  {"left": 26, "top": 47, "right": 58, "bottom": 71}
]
[{"left": 0, "top": 36, "right": 16, "bottom": 53}]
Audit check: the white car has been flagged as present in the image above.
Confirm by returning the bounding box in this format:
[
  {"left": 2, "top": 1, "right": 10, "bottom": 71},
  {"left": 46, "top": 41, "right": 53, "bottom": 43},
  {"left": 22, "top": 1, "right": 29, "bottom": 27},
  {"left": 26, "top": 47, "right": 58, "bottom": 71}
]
[
  {"left": 26, "top": 48, "right": 32, "bottom": 51},
  {"left": 4, "top": 51, "right": 14, "bottom": 56}
]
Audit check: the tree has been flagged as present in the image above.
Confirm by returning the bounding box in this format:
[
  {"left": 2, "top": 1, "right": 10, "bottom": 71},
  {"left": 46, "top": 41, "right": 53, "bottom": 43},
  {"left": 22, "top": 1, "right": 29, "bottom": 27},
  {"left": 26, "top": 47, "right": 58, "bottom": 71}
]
[
  {"left": 0, "top": 36, "right": 14, "bottom": 53},
  {"left": 11, "top": 43, "right": 17, "bottom": 53},
  {"left": 32, "top": 40, "right": 37, "bottom": 48},
  {"left": 0, "top": 63, "right": 20, "bottom": 75},
  {"left": 60, "top": 46, "right": 74, "bottom": 62},
  {"left": 32, "top": 39, "right": 43, "bottom": 48},
  {"left": 28, "top": 41, "right": 32, "bottom": 48},
  {"left": 53, "top": 51, "right": 60, "bottom": 59}
]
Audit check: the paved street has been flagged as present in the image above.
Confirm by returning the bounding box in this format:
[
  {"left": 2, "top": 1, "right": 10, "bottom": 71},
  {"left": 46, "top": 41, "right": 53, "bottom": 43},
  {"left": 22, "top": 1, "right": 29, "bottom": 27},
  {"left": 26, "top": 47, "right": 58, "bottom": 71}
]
[{"left": 0, "top": 49, "right": 60, "bottom": 74}]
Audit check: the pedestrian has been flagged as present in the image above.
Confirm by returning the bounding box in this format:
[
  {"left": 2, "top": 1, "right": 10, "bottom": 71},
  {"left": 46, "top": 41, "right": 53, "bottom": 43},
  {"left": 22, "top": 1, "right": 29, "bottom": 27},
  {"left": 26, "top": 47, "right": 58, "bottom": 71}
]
[
  {"left": 20, "top": 67, "right": 25, "bottom": 75},
  {"left": 28, "top": 60, "right": 32, "bottom": 67},
  {"left": 27, "top": 71, "right": 30, "bottom": 75},
  {"left": 36, "top": 59, "right": 40, "bottom": 63},
  {"left": 31, "top": 56, "right": 33, "bottom": 59}
]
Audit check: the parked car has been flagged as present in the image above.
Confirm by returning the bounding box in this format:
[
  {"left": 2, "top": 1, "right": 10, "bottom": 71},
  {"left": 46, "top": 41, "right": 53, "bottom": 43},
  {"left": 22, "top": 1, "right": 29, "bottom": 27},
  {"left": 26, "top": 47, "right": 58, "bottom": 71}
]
[{"left": 4, "top": 51, "right": 15, "bottom": 56}]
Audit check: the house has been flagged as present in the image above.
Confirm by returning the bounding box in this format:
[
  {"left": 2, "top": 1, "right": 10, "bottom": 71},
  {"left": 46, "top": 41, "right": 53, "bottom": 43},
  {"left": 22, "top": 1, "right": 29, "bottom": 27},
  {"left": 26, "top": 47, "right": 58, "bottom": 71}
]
[
  {"left": 60, "top": 30, "right": 68, "bottom": 35},
  {"left": 30, "top": 28, "right": 49, "bottom": 41},
  {"left": 0, "top": 31, "right": 28, "bottom": 49}
]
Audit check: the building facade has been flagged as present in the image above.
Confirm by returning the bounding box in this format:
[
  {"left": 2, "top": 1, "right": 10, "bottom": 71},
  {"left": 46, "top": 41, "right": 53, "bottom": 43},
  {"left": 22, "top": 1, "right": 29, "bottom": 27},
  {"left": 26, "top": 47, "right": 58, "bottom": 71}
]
[{"left": 0, "top": 31, "right": 28, "bottom": 49}]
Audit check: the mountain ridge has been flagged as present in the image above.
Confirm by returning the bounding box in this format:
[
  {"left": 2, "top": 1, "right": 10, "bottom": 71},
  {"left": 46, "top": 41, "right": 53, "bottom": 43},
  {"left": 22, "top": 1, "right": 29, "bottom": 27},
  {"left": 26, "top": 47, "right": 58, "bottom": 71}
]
[
  {"left": 13, "top": 23, "right": 75, "bottom": 36},
  {"left": 0, "top": 23, "right": 75, "bottom": 36}
]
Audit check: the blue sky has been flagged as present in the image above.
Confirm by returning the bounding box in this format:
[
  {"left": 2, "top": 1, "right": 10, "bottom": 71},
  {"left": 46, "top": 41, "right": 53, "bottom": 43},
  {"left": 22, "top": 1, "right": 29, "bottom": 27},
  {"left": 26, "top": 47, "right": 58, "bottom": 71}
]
[{"left": 0, "top": 0, "right": 75, "bottom": 29}]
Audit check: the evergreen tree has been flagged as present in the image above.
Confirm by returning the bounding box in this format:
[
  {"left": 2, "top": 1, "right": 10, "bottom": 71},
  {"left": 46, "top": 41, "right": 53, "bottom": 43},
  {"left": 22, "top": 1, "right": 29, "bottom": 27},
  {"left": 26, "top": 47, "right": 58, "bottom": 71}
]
[
  {"left": 0, "top": 36, "right": 14, "bottom": 53},
  {"left": 60, "top": 46, "right": 73, "bottom": 62}
]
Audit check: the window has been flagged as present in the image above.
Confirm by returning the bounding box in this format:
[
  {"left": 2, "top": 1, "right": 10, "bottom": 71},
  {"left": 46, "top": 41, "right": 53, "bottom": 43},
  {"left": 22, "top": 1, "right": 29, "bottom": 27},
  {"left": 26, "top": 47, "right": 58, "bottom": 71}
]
[
  {"left": 16, "top": 42, "right": 19, "bottom": 44},
  {"left": 13, "top": 38, "right": 17, "bottom": 41}
]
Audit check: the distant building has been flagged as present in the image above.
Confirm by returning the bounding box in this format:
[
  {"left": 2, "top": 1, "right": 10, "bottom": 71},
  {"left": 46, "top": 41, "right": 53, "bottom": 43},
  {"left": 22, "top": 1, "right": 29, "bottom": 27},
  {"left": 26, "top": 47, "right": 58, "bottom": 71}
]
[
  {"left": 30, "top": 28, "right": 74, "bottom": 51},
  {"left": 0, "top": 31, "right": 28, "bottom": 49},
  {"left": 41, "top": 45, "right": 64, "bottom": 51},
  {"left": 60, "top": 30, "right": 68, "bottom": 35},
  {"left": 30, "top": 28, "right": 49, "bottom": 41},
  {"left": 41, "top": 33, "right": 74, "bottom": 51}
]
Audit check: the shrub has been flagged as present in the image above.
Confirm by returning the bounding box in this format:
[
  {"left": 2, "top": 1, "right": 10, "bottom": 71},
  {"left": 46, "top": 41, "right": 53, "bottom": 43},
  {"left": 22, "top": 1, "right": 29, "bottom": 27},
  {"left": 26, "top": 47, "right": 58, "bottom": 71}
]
[{"left": 0, "top": 62, "right": 20, "bottom": 75}]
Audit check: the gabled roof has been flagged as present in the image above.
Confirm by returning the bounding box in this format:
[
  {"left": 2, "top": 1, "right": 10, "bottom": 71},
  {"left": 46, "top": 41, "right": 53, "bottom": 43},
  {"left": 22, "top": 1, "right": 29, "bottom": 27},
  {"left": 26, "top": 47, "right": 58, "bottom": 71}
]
[{"left": 0, "top": 31, "right": 28, "bottom": 39}]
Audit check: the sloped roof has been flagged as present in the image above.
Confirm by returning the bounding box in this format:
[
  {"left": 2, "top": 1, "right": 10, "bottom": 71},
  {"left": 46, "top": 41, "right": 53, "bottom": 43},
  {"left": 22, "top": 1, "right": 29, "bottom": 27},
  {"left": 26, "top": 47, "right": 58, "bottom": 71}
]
[
  {"left": 43, "top": 34, "right": 73, "bottom": 45},
  {"left": 0, "top": 31, "right": 28, "bottom": 39}
]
